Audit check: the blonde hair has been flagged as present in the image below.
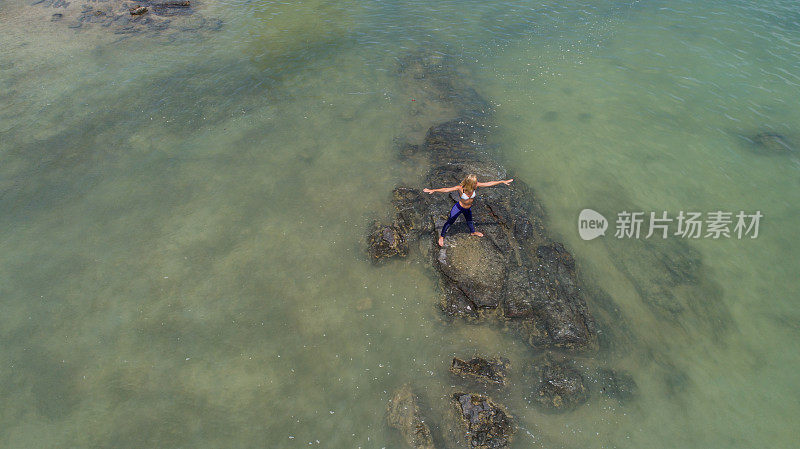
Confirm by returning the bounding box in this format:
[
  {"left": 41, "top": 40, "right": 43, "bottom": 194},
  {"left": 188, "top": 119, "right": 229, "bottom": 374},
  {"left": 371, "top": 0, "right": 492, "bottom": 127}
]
[{"left": 460, "top": 174, "right": 478, "bottom": 194}]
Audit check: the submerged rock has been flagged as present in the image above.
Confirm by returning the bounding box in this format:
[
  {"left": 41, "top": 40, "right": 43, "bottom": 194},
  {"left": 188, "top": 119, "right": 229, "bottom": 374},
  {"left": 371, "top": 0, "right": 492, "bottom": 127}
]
[
  {"left": 150, "top": 0, "right": 193, "bottom": 16},
  {"left": 387, "top": 384, "right": 436, "bottom": 449},
  {"left": 596, "top": 367, "right": 637, "bottom": 403},
  {"left": 450, "top": 356, "right": 509, "bottom": 386},
  {"left": 393, "top": 187, "right": 431, "bottom": 235},
  {"left": 451, "top": 392, "right": 514, "bottom": 448},
  {"left": 603, "top": 232, "right": 730, "bottom": 335},
  {"left": 534, "top": 359, "right": 588, "bottom": 411},
  {"left": 525, "top": 242, "right": 596, "bottom": 348},
  {"left": 397, "top": 51, "right": 491, "bottom": 122},
  {"left": 366, "top": 186, "right": 432, "bottom": 263},
  {"left": 751, "top": 131, "right": 793, "bottom": 154}
]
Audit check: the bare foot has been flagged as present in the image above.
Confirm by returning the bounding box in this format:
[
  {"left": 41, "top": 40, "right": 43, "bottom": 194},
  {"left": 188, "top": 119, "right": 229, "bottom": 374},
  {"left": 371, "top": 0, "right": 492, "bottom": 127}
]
[
  {"left": 471, "top": 231, "right": 484, "bottom": 237},
  {"left": 438, "top": 236, "right": 445, "bottom": 246}
]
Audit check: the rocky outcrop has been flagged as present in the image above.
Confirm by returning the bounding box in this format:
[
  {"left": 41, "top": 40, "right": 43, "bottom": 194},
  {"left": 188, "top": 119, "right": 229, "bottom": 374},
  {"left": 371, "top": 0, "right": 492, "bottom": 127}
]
[
  {"left": 534, "top": 359, "right": 588, "bottom": 411},
  {"left": 370, "top": 115, "right": 597, "bottom": 351},
  {"left": 450, "top": 392, "right": 515, "bottom": 448},
  {"left": 374, "top": 50, "right": 613, "bottom": 441},
  {"left": 450, "top": 356, "right": 509, "bottom": 386},
  {"left": 387, "top": 384, "right": 436, "bottom": 449}
]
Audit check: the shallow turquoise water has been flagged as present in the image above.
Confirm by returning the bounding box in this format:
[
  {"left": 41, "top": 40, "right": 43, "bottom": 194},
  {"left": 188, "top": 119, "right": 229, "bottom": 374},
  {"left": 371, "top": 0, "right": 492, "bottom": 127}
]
[{"left": 1, "top": 0, "right": 799, "bottom": 447}]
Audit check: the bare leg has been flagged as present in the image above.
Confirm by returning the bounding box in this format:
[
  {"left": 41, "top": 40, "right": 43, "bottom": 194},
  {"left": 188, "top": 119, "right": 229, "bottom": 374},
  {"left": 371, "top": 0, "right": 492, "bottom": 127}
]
[{"left": 438, "top": 236, "right": 445, "bottom": 246}]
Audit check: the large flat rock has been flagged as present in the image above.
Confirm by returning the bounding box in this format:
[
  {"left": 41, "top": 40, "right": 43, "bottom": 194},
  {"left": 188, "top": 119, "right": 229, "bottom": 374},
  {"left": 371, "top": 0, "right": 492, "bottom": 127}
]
[{"left": 436, "top": 234, "right": 507, "bottom": 310}]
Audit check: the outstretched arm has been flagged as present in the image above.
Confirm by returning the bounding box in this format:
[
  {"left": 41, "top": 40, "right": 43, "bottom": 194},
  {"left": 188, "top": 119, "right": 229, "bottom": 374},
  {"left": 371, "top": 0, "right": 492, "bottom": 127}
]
[
  {"left": 477, "top": 178, "right": 514, "bottom": 187},
  {"left": 423, "top": 185, "right": 460, "bottom": 194}
]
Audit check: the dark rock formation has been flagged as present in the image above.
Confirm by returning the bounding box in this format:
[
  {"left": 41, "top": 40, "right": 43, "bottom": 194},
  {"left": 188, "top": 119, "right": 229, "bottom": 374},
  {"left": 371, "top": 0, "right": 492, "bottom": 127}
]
[
  {"left": 367, "top": 222, "right": 408, "bottom": 262},
  {"left": 393, "top": 187, "right": 432, "bottom": 235},
  {"left": 387, "top": 384, "right": 436, "bottom": 449},
  {"left": 367, "top": 53, "right": 598, "bottom": 351},
  {"left": 423, "top": 120, "right": 596, "bottom": 350},
  {"left": 450, "top": 356, "right": 509, "bottom": 386},
  {"left": 451, "top": 392, "right": 514, "bottom": 448},
  {"left": 534, "top": 359, "right": 588, "bottom": 410},
  {"left": 129, "top": 5, "right": 148, "bottom": 15}
]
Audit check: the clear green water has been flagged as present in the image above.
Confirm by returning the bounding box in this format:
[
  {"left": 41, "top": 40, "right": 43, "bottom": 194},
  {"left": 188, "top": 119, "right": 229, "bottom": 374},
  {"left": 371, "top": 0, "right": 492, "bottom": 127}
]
[{"left": 1, "top": 0, "right": 799, "bottom": 447}]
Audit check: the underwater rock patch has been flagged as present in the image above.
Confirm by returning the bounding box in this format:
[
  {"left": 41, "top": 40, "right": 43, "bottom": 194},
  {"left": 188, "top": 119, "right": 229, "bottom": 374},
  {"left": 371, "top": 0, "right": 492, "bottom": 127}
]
[
  {"left": 596, "top": 367, "right": 637, "bottom": 403},
  {"left": 751, "top": 131, "right": 794, "bottom": 154},
  {"left": 387, "top": 384, "right": 436, "bottom": 449},
  {"left": 603, "top": 234, "right": 730, "bottom": 334},
  {"left": 29, "top": 0, "right": 222, "bottom": 35},
  {"left": 450, "top": 356, "right": 509, "bottom": 386},
  {"left": 534, "top": 359, "right": 588, "bottom": 411}
]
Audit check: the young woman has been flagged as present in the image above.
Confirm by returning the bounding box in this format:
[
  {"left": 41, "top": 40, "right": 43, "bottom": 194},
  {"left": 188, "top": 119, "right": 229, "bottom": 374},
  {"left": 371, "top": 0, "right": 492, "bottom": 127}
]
[{"left": 423, "top": 174, "right": 514, "bottom": 246}]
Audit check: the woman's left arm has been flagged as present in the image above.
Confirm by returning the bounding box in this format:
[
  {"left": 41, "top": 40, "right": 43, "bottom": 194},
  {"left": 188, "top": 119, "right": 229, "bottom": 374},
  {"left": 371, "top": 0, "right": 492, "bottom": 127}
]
[{"left": 477, "top": 178, "right": 514, "bottom": 187}]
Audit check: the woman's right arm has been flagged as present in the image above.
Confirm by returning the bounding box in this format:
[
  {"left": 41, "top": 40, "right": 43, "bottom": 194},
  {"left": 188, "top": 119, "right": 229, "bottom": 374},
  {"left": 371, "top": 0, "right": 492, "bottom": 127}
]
[{"left": 423, "top": 185, "right": 460, "bottom": 194}]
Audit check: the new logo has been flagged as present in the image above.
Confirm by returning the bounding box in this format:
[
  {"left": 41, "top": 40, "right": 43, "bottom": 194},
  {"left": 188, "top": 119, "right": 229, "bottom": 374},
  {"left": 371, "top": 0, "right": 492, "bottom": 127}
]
[{"left": 578, "top": 209, "right": 608, "bottom": 240}]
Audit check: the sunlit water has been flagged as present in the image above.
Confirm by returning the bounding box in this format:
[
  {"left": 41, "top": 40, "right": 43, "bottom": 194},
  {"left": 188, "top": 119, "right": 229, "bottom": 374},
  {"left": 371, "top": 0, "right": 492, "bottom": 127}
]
[{"left": 1, "top": 0, "right": 799, "bottom": 447}]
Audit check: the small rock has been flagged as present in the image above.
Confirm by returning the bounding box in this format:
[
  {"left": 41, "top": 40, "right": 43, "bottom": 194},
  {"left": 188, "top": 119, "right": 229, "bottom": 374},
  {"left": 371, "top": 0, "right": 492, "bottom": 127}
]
[
  {"left": 387, "top": 384, "right": 435, "bottom": 449},
  {"left": 129, "top": 5, "right": 148, "bottom": 15},
  {"left": 450, "top": 356, "right": 508, "bottom": 386},
  {"left": 451, "top": 392, "right": 514, "bottom": 448},
  {"left": 367, "top": 222, "right": 408, "bottom": 262}
]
